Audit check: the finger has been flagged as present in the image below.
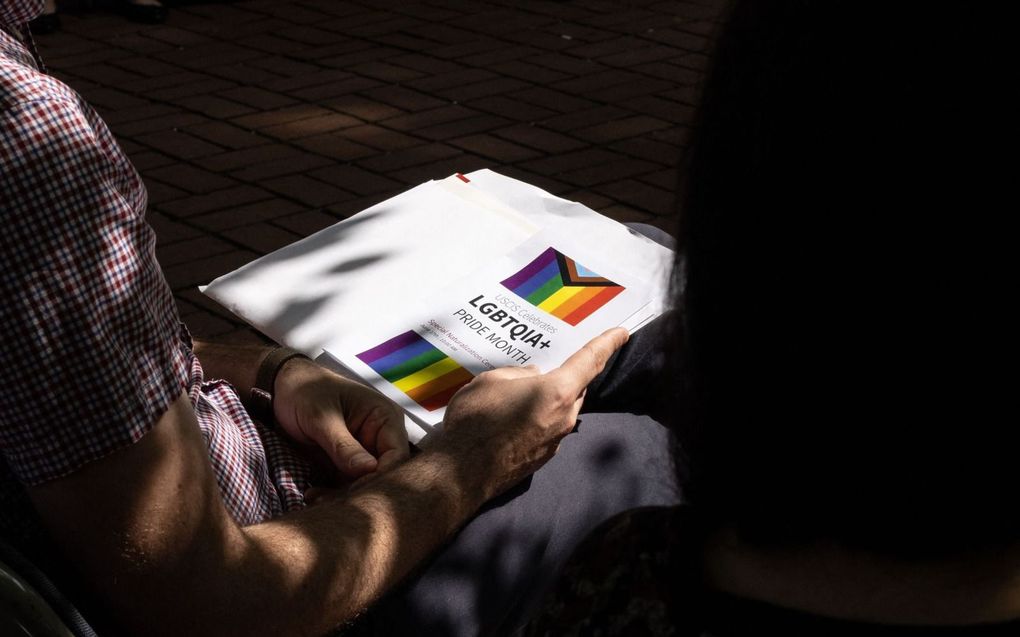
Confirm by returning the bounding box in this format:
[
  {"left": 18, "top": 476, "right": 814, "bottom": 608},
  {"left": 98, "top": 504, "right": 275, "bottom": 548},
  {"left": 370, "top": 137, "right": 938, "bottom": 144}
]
[
  {"left": 375, "top": 446, "right": 408, "bottom": 473},
  {"left": 351, "top": 404, "right": 389, "bottom": 451},
  {"left": 551, "top": 327, "right": 629, "bottom": 390},
  {"left": 311, "top": 416, "right": 379, "bottom": 478},
  {"left": 373, "top": 409, "right": 410, "bottom": 469},
  {"left": 354, "top": 403, "right": 409, "bottom": 459}
]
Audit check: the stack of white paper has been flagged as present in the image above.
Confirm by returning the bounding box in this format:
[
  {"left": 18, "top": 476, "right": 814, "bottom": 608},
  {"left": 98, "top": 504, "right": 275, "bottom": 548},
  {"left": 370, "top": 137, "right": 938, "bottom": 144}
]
[{"left": 202, "top": 170, "right": 675, "bottom": 442}]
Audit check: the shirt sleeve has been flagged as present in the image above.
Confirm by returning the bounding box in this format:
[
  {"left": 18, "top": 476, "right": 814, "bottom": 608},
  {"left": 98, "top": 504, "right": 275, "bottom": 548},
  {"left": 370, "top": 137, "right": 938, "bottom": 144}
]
[{"left": 0, "top": 95, "right": 190, "bottom": 485}]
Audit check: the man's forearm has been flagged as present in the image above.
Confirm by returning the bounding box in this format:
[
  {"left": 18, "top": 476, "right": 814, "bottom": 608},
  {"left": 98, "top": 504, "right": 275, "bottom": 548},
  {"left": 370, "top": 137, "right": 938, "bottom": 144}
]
[
  {"left": 237, "top": 439, "right": 490, "bottom": 635},
  {"left": 31, "top": 394, "right": 492, "bottom": 637},
  {"left": 224, "top": 444, "right": 487, "bottom": 635}
]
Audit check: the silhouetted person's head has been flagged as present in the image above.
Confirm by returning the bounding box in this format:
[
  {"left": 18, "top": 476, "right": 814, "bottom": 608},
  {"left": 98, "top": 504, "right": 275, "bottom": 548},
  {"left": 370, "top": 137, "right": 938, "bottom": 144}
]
[{"left": 671, "top": 1, "right": 1013, "bottom": 555}]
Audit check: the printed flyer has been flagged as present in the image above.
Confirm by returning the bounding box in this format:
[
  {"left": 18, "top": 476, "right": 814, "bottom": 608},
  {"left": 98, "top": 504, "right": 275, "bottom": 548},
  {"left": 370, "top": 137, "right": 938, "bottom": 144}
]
[
  {"left": 202, "top": 169, "right": 675, "bottom": 441},
  {"left": 325, "top": 229, "right": 653, "bottom": 428}
]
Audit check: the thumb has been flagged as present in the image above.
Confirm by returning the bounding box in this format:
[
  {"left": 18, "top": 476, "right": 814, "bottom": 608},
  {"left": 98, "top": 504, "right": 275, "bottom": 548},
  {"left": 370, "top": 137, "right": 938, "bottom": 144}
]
[{"left": 312, "top": 417, "right": 379, "bottom": 478}]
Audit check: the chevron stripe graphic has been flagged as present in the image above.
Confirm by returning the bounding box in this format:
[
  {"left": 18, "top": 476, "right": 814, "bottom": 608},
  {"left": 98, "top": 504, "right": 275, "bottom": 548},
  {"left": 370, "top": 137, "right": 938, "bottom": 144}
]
[{"left": 500, "top": 247, "right": 624, "bottom": 325}]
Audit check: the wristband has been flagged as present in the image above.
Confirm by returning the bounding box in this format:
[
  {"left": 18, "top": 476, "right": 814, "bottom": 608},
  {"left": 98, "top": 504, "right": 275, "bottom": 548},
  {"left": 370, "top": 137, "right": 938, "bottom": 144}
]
[{"left": 249, "top": 346, "right": 309, "bottom": 428}]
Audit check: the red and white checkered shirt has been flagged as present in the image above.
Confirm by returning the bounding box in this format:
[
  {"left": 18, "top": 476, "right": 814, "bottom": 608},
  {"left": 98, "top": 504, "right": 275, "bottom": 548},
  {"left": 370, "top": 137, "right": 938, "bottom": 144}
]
[{"left": 0, "top": 17, "right": 312, "bottom": 545}]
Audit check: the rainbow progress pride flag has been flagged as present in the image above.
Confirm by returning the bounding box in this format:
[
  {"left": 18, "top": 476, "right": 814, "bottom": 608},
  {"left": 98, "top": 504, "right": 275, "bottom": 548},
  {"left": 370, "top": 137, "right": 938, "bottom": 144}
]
[
  {"left": 357, "top": 331, "right": 473, "bottom": 412},
  {"left": 501, "top": 247, "right": 624, "bottom": 326}
]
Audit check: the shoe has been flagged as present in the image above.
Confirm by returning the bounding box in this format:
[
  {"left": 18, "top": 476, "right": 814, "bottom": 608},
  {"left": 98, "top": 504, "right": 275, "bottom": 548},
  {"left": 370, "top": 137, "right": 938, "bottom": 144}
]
[
  {"left": 120, "top": 0, "right": 168, "bottom": 24},
  {"left": 28, "top": 11, "right": 60, "bottom": 35}
]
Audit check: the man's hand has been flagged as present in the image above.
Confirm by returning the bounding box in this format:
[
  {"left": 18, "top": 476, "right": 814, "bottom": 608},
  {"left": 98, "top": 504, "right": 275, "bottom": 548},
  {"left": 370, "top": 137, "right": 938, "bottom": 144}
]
[
  {"left": 191, "top": 339, "right": 410, "bottom": 480},
  {"left": 439, "top": 327, "right": 629, "bottom": 500},
  {"left": 272, "top": 358, "right": 410, "bottom": 479}
]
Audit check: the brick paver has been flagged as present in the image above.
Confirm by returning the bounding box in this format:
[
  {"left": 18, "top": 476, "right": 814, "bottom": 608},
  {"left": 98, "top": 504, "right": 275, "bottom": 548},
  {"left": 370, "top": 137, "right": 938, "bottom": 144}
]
[{"left": 34, "top": 0, "right": 726, "bottom": 341}]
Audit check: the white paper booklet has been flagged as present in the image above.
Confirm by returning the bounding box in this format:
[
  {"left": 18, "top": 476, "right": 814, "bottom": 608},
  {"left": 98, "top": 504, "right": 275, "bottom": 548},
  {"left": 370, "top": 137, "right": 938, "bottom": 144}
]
[{"left": 202, "top": 170, "right": 674, "bottom": 442}]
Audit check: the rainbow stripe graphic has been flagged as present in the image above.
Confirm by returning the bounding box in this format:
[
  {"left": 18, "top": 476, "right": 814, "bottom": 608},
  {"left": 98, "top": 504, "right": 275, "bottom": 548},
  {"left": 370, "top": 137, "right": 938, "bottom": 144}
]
[
  {"left": 357, "top": 331, "right": 473, "bottom": 412},
  {"left": 501, "top": 247, "right": 624, "bottom": 326}
]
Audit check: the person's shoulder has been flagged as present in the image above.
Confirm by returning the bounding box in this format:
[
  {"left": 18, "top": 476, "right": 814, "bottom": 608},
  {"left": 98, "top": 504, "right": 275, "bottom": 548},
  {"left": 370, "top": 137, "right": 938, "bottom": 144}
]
[
  {"left": 1, "top": 50, "right": 83, "bottom": 121},
  {"left": 0, "top": 59, "right": 125, "bottom": 208},
  {"left": 523, "top": 506, "right": 687, "bottom": 637},
  {"left": 0, "top": 66, "right": 96, "bottom": 180}
]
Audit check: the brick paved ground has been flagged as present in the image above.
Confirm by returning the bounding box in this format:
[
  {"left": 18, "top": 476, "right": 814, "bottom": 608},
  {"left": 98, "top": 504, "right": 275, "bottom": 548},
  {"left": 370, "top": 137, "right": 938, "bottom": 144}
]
[{"left": 35, "top": 0, "right": 726, "bottom": 342}]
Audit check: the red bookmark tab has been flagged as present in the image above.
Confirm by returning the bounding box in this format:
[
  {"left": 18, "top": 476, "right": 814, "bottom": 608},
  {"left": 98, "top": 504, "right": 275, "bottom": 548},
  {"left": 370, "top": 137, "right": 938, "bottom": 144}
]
[{"left": 456, "top": 173, "right": 470, "bottom": 183}]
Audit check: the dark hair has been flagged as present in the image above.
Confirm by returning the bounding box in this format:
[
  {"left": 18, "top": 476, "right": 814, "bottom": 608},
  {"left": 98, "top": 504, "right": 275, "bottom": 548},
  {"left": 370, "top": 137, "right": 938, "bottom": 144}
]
[{"left": 671, "top": 1, "right": 1014, "bottom": 555}]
